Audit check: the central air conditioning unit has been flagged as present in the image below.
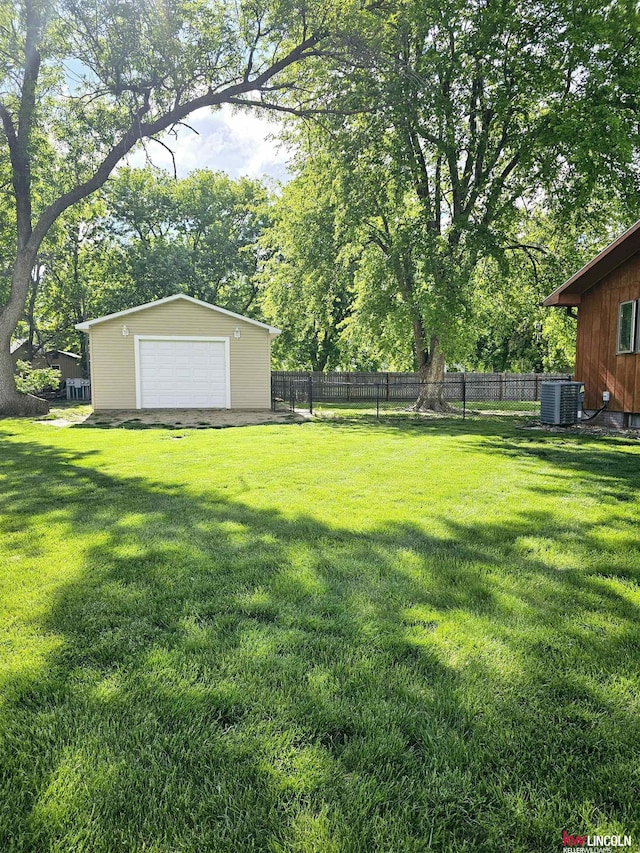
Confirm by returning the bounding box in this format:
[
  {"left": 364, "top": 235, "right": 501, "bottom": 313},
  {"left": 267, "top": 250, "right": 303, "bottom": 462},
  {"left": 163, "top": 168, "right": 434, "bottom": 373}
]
[{"left": 540, "top": 381, "right": 584, "bottom": 426}]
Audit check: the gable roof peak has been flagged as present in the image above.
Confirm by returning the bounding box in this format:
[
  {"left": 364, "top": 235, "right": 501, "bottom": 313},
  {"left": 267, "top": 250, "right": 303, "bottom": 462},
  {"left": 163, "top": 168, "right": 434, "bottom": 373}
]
[
  {"left": 75, "top": 293, "right": 281, "bottom": 335},
  {"left": 543, "top": 219, "right": 640, "bottom": 307}
]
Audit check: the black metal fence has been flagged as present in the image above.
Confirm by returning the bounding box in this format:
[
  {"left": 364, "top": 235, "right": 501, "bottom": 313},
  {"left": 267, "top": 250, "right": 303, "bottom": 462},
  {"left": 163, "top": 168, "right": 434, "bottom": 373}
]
[{"left": 272, "top": 372, "right": 572, "bottom": 420}]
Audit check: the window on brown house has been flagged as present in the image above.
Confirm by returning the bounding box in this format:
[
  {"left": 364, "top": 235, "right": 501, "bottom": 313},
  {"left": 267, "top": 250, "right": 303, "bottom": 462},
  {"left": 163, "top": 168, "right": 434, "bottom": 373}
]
[{"left": 617, "top": 300, "right": 637, "bottom": 353}]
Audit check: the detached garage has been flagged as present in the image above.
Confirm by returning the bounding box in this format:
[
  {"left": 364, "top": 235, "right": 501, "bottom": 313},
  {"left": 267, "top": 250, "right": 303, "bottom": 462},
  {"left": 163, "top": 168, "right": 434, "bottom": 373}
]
[{"left": 75, "top": 294, "right": 280, "bottom": 411}]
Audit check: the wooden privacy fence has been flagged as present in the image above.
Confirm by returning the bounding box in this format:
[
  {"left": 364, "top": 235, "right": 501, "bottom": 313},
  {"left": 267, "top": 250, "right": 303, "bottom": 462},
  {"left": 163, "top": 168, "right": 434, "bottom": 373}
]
[{"left": 271, "top": 371, "right": 572, "bottom": 404}]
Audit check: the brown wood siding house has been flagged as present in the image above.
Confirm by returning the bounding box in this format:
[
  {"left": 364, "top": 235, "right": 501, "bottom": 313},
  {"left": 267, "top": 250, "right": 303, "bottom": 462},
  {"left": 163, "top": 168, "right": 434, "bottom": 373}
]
[{"left": 543, "top": 220, "right": 640, "bottom": 427}]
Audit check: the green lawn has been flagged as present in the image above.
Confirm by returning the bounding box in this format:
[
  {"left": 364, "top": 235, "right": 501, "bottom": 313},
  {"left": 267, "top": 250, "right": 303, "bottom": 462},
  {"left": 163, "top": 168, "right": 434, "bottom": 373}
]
[
  {"left": 311, "top": 400, "right": 540, "bottom": 418},
  {"left": 1, "top": 413, "right": 639, "bottom": 852}
]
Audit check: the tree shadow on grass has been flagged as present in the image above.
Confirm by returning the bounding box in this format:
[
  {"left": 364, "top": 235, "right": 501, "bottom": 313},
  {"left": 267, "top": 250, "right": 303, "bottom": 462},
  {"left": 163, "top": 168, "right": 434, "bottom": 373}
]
[
  {"left": 473, "top": 431, "right": 640, "bottom": 505},
  {"left": 315, "top": 409, "right": 640, "bottom": 452},
  {"left": 313, "top": 412, "right": 499, "bottom": 437},
  {"left": 0, "top": 435, "right": 639, "bottom": 852}
]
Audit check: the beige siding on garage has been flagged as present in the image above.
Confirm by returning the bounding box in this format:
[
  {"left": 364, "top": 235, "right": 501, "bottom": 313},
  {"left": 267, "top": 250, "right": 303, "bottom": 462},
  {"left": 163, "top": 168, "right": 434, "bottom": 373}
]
[{"left": 88, "top": 300, "right": 272, "bottom": 410}]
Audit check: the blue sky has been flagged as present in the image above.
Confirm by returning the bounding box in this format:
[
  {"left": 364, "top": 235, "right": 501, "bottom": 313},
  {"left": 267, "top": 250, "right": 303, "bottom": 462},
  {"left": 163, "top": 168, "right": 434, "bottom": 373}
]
[{"left": 125, "top": 105, "right": 291, "bottom": 183}]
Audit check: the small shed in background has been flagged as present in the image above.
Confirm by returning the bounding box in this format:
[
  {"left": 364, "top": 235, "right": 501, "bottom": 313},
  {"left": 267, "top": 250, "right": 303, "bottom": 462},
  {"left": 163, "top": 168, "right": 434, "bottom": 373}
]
[
  {"left": 543, "top": 219, "right": 640, "bottom": 427},
  {"left": 75, "top": 294, "right": 280, "bottom": 411},
  {"left": 11, "top": 341, "right": 83, "bottom": 383}
]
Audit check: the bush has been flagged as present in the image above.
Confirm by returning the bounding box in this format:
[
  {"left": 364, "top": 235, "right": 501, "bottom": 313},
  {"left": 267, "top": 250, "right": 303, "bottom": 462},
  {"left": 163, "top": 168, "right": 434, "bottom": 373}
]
[{"left": 15, "top": 359, "right": 61, "bottom": 394}]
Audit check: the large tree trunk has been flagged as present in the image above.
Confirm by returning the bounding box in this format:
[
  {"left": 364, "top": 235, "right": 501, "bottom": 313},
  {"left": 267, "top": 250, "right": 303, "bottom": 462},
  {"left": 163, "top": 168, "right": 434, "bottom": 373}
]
[
  {"left": 414, "top": 333, "right": 446, "bottom": 411},
  {"left": 0, "top": 345, "right": 48, "bottom": 416},
  {"left": 0, "top": 254, "right": 49, "bottom": 416},
  {"left": 25, "top": 264, "right": 41, "bottom": 361}
]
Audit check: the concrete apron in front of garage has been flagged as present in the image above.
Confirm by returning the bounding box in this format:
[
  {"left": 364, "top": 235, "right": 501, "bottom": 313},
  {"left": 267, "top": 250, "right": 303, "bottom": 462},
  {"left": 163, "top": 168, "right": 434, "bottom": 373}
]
[{"left": 84, "top": 409, "right": 308, "bottom": 429}]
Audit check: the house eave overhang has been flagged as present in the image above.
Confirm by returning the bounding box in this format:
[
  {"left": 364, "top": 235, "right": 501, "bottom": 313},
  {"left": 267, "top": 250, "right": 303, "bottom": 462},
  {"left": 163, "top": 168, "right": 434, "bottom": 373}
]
[{"left": 542, "top": 219, "right": 640, "bottom": 307}]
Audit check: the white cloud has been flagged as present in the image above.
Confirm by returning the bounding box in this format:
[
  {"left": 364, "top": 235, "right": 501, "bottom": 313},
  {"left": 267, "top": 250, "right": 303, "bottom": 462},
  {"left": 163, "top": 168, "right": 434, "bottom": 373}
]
[{"left": 125, "top": 105, "right": 291, "bottom": 182}]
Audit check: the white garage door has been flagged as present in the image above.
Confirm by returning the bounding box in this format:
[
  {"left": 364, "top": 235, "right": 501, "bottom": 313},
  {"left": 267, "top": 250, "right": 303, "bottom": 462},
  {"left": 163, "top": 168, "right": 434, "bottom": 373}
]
[{"left": 137, "top": 338, "right": 228, "bottom": 408}]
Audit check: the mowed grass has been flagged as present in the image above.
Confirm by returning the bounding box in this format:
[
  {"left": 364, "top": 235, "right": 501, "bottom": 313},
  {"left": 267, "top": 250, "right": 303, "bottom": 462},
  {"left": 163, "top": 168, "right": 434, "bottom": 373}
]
[
  {"left": 312, "top": 400, "right": 540, "bottom": 419},
  {"left": 0, "top": 414, "right": 639, "bottom": 852}
]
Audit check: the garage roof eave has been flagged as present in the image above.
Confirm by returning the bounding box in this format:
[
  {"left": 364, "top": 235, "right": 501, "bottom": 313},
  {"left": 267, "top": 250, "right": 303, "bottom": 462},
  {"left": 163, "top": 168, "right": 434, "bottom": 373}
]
[{"left": 75, "top": 293, "right": 281, "bottom": 335}]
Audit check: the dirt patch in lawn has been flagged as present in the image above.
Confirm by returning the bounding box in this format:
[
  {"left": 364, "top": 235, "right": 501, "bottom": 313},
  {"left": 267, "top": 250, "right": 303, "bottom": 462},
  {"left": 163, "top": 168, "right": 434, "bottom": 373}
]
[{"left": 65, "top": 408, "right": 309, "bottom": 429}]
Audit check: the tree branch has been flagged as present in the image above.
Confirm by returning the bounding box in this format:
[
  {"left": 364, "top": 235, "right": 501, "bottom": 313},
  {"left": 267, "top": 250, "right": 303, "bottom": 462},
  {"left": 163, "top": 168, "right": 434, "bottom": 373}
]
[
  {"left": 147, "top": 137, "right": 178, "bottom": 180},
  {"left": 29, "top": 30, "right": 328, "bottom": 252}
]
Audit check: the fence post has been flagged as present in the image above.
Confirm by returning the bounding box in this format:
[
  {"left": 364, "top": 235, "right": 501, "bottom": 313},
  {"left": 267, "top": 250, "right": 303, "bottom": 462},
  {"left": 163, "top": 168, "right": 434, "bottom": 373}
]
[
  {"left": 386, "top": 372, "right": 390, "bottom": 401},
  {"left": 290, "top": 381, "right": 295, "bottom": 413},
  {"left": 376, "top": 383, "right": 380, "bottom": 419},
  {"left": 462, "top": 373, "right": 466, "bottom": 420},
  {"left": 308, "top": 374, "right": 313, "bottom": 414}
]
